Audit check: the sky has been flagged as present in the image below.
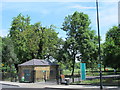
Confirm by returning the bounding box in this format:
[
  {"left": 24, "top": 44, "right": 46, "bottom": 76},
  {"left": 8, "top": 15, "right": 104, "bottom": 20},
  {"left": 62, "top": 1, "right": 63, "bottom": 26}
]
[{"left": 1, "top": 0, "right": 119, "bottom": 43}]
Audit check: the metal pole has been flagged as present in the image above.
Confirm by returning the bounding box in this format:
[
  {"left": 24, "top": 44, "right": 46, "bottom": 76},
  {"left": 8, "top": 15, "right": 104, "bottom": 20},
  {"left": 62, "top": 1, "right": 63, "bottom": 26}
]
[
  {"left": 96, "top": 0, "right": 103, "bottom": 89},
  {"left": 118, "top": 2, "right": 120, "bottom": 87}
]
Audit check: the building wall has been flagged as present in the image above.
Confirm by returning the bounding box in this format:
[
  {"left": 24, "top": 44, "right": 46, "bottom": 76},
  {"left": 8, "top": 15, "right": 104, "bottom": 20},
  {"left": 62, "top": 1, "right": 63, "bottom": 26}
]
[
  {"left": 34, "top": 65, "right": 57, "bottom": 81},
  {"left": 49, "top": 66, "right": 57, "bottom": 79},
  {"left": 18, "top": 65, "right": 58, "bottom": 82},
  {"left": 18, "top": 66, "right": 33, "bottom": 82},
  {"left": 34, "top": 65, "right": 50, "bottom": 81}
]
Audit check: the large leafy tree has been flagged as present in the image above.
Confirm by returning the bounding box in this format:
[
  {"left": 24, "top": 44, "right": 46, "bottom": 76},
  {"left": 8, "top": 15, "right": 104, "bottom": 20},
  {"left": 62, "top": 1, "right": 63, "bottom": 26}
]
[
  {"left": 104, "top": 26, "right": 120, "bottom": 69},
  {"left": 9, "top": 14, "right": 31, "bottom": 63},
  {"left": 9, "top": 14, "right": 59, "bottom": 64},
  {"left": 63, "top": 37, "right": 79, "bottom": 76},
  {"left": 62, "top": 11, "right": 98, "bottom": 78},
  {"left": 38, "top": 25, "right": 59, "bottom": 59},
  {"left": 2, "top": 37, "right": 18, "bottom": 78},
  {"left": 2, "top": 37, "right": 18, "bottom": 65}
]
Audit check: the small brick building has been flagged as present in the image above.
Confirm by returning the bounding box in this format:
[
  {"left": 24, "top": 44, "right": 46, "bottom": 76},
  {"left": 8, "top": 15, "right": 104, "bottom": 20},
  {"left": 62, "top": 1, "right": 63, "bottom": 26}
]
[{"left": 18, "top": 59, "right": 59, "bottom": 82}]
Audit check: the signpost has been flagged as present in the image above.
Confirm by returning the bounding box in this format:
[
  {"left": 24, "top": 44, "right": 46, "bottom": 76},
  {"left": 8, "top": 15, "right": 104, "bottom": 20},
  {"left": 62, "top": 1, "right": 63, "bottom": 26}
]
[{"left": 80, "top": 63, "right": 86, "bottom": 80}]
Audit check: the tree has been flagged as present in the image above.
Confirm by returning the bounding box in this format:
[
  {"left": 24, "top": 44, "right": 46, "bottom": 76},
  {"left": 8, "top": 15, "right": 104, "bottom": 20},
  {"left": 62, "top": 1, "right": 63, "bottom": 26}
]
[
  {"left": 2, "top": 37, "right": 18, "bottom": 65},
  {"left": 62, "top": 11, "right": 98, "bottom": 80},
  {"left": 9, "top": 14, "right": 31, "bottom": 63},
  {"left": 103, "top": 26, "right": 120, "bottom": 69},
  {"left": 9, "top": 14, "right": 59, "bottom": 64},
  {"left": 2, "top": 37, "right": 18, "bottom": 81},
  {"left": 37, "top": 25, "right": 59, "bottom": 59}
]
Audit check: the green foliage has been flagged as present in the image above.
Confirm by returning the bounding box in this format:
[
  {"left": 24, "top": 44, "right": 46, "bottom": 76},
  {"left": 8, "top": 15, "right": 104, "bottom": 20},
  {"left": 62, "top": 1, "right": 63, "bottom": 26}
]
[
  {"left": 2, "top": 37, "right": 18, "bottom": 80},
  {"left": 61, "top": 11, "right": 98, "bottom": 76},
  {"left": 103, "top": 26, "right": 120, "bottom": 69},
  {"left": 75, "top": 62, "right": 80, "bottom": 69},
  {"left": 9, "top": 14, "right": 59, "bottom": 63},
  {"left": 73, "top": 78, "right": 120, "bottom": 86},
  {"left": 9, "top": 14, "right": 32, "bottom": 62},
  {"left": 2, "top": 37, "right": 18, "bottom": 65}
]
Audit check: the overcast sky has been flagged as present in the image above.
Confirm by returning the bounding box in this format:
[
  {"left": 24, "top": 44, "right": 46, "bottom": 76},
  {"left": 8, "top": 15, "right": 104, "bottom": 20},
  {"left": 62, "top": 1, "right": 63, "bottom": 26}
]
[{"left": 1, "top": 0, "right": 119, "bottom": 43}]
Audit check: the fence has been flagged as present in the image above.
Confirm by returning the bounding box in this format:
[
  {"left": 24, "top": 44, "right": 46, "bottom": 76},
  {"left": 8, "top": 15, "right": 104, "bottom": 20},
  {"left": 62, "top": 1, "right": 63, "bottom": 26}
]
[{"left": 2, "top": 71, "right": 18, "bottom": 82}]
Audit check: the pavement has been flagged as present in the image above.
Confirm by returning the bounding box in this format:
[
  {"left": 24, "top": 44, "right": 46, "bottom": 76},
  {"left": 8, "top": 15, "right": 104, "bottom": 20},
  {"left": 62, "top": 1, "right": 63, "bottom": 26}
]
[{"left": 0, "top": 80, "right": 120, "bottom": 90}]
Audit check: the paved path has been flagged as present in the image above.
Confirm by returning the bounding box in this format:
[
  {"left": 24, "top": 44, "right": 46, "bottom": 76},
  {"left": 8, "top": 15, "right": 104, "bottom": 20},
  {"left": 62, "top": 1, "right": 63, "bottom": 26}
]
[{"left": 1, "top": 84, "right": 21, "bottom": 88}]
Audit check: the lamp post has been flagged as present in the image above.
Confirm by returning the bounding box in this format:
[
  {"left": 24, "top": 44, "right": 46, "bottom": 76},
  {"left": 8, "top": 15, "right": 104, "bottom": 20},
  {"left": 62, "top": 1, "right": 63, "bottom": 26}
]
[
  {"left": 96, "top": 0, "right": 103, "bottom": 89},
  {"left": 118, "top": 1, "right": 120, "bottom": 86}
]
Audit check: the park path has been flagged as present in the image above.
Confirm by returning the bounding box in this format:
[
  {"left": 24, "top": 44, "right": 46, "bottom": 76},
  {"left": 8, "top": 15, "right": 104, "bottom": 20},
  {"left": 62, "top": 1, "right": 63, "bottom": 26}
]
[{"left": 66, "top": 74, "right": 120, "bottom": 83}]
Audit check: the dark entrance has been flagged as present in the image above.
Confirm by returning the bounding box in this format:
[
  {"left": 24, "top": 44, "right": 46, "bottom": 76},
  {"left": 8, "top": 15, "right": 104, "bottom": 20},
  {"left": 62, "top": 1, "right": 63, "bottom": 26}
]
[{"left": 23, "top": 69, "right": 31, "bottom": 82}]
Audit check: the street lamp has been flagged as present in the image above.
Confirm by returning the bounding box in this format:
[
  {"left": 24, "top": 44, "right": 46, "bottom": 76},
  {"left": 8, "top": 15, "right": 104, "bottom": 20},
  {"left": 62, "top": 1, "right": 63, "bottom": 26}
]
[{"left": 96, "top": 0, "right": 103, "bottom": 89}]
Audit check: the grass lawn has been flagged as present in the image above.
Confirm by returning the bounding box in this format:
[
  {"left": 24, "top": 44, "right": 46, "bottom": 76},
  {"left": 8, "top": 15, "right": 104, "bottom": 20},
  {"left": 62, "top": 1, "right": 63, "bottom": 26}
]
[
  {"left": 72, "top": 78, "right": 120, "bottom": 86},
  {"left": 63, "top": 69, "right": 80, "bottom": 75},
  {"left": 63, "top": 68, "right": 120, "bottom": 86},
  {"left": 63, "top": 67, "right": 117, "bottom": 76}
]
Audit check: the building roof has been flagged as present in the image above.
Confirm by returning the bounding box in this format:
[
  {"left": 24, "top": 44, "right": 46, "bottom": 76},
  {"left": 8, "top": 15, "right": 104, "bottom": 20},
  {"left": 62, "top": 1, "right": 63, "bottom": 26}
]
[{"left": 18, "top": 59, "right": 58, "bottom": 66}]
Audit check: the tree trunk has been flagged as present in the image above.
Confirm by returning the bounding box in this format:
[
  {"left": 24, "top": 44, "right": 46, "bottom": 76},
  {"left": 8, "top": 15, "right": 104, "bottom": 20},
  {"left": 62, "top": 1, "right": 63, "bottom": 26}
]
[
  {"left": 31, "top": 53, "right": 34, "bottom": 59},
  {"left": 37, "top": 41, "right": 43, "bottom": 58},
  {"left": 104, "top": 65, "right": 106, "bottom": 71},
  {"left": 15, "top": 64, "right": 18, "bottom": 73}
]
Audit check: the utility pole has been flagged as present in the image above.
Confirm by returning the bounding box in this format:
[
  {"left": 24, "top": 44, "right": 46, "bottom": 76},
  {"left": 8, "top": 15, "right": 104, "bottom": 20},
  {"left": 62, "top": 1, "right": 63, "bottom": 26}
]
[
  {"left": 118, "top": 1, "right": 120, "bottom": 28},
  {"left": 96, "top": 0, "right": 103, "bottom": 89}
]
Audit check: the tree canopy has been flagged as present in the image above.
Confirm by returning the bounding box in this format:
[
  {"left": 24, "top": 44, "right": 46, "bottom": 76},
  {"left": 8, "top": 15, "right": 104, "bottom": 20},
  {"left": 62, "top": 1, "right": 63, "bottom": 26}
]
[
  {"left": 2, "top": 37, "right": 18, "bottom": 67},
  {"left": 8, "top": 14, "right": 59, "bottom": 64},
  {"left": 103, "top": 26, "right": 120, "bottom": 69},
  {"left": 61, "top": 11, "right": 98, "bottom": 79}
]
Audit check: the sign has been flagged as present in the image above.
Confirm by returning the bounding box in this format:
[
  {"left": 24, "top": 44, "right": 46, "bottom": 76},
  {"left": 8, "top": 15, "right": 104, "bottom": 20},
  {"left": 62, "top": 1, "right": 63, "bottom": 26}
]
[
  {"left": 2, "top": 64, "right": 4, "bottom": 67},
  {"left": 80, "top": 63, "right": 86, "bottom": 80},
  {"left": 43, "top": 70, "right": 46, "bottom": 72},
  {"left": 98, "top": 64, "right": 101, "bottom": 68}
]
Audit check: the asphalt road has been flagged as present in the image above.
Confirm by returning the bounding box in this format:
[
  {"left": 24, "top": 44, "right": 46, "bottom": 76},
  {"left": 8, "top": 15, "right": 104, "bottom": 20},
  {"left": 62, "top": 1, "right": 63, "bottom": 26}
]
[
  {"left": 1, "top": 88, "right": 119, "bottom": 90},
  {"left": 1, "top": 84, "right": 119, "bottom": 90},
  {"left": 1, "top": 84, "right": 20, "bottom": 88}
]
